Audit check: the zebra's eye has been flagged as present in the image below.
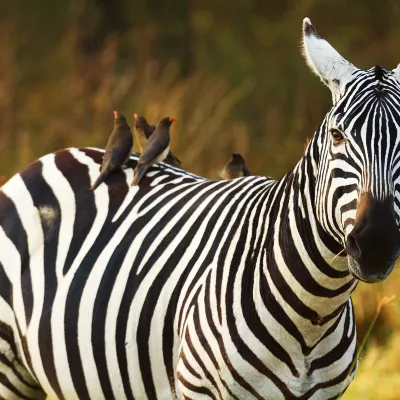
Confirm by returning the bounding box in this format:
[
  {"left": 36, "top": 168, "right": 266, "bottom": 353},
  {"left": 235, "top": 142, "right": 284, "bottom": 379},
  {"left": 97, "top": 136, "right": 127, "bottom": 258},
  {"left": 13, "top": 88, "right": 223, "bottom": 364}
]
[{"left": 330, "top": 128, "right": 345, "bottom": 145}]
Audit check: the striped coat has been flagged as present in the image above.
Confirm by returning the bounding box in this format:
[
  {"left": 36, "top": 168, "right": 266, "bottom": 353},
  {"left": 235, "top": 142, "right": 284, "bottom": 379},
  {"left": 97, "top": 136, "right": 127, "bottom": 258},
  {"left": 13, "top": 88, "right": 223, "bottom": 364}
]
[{"left": 0, "top": 146, "right": 356, "bottom": 400}]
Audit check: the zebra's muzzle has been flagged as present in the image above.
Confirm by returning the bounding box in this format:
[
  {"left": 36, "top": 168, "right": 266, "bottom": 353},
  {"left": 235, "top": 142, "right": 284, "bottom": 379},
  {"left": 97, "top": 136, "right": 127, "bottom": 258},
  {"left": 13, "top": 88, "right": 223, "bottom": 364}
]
[
  {"left": 345, "top": 193, "right": 400, "bottom": 283},
  {"left": 347, "top": 257, "right": 395, "bottom": 283}
]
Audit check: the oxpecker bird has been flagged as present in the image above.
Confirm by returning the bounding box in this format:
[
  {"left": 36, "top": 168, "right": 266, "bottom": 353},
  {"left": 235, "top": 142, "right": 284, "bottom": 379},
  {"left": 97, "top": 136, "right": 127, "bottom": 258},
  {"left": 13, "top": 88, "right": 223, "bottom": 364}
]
[
  {"left": 90, "top": 111, "right": 133, "bottom": 191},
  {"left": 221, "top": 152, "right": 251, "bottom": 179},
  {"left": 133, "top": 114, "right": 156, "bottom": 152},
  {"left": 131, "top": 116, "right": 176, "bottom": 186},
  {"left": 133, "top": 113, "right": 182, "bottom": 168}
]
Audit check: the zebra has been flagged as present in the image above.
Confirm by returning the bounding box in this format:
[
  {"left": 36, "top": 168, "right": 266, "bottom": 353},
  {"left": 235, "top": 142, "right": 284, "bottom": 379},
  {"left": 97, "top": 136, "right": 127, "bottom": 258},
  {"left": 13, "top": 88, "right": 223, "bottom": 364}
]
[{"left": 1, "top": 17, "right": 400, "bottom": 400}]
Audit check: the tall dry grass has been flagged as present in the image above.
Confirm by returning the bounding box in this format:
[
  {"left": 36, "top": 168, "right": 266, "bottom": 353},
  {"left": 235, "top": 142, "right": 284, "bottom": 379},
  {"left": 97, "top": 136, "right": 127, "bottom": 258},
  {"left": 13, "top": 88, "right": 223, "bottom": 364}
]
[
  {"left": 0, "top": 26, "right": 258, "bottom": 180},
  {"left": 0, "top": 13, "right": 325, "bottom": 181},
  {"left": 344, "top": 333, "right": 400, "bottom": 399},
  {"left": 343, "top": 265, "right": 400, "bottom": 399}
]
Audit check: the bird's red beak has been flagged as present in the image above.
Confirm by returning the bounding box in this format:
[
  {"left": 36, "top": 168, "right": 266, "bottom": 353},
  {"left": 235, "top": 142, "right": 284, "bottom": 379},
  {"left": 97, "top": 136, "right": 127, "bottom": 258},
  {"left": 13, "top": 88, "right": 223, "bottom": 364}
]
[
  {"left": 133, "top": 113, "right": 138, "bottom": 120},
  {"left": 113, "top": 111, "right": 118, "bottom": 119},
  {"left": 169, "top": 117, "right": 177, "bottom": 123}
]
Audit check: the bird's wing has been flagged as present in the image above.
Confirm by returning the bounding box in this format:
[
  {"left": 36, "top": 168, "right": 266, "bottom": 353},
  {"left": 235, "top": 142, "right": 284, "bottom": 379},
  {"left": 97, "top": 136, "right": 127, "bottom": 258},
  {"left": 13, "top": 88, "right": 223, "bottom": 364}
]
[
  {"left": 100, "top": 129, "right": 118, "bottom": 169},
  {"left": 101, "top": 148, "right": 112, "bottom": 171},
  {"left": 242, "top": 165, "right": 251, "bottom": 176},
  {"left": 140, "top": 134, "right": 169, "bottom": 164},
  {"left": 107, "top": 131, "right": 133, "bottom": 169},
  {"left": 109, "top": 143, "right": 132, "bottom": 167},
  {"left": 144, "top": 125, "right": 156, "bottom": 139}
]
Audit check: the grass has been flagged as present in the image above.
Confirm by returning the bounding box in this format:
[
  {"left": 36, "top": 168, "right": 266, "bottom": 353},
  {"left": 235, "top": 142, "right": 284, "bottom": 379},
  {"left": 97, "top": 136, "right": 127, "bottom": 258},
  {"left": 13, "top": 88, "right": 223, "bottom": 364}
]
[
  {"left": 342, "top": 295, "right": 397, "bottom": 399},
  {"left": 344, "top": 334, "right": 400, "bottom": 399},
  {"left": 344, "top": 268, "right": 400, "bottom": 399}
]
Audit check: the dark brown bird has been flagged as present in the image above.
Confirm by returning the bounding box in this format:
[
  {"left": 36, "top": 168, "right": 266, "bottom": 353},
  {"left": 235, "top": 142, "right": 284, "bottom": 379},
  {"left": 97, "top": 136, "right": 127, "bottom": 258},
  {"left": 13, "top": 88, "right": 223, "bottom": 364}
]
[
  {"left": 221, "top": 153, "right": 251, "bottom": 179},
  {"left": 133, "top": 114, "right": 156, "bottom": 152},
  {"left": 131, "top": 116, "right": 176, "bottom": 186},
  {"left": 133, "top": 114, "right": 182, "bottom": 168},
  {"left": 90, "top": 111, "right": 133, "bottom": 191}
]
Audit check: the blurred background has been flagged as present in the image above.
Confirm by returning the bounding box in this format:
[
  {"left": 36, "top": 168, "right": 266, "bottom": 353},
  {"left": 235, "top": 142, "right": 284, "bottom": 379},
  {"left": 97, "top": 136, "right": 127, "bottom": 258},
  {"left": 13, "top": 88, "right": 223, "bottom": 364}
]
[{"left": 2, "top": 0, "right": 400, "bottom": 398}]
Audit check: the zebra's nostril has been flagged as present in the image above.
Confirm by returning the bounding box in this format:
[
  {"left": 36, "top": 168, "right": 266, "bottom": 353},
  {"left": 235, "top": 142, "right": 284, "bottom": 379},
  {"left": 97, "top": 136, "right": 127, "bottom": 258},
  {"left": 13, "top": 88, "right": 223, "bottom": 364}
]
[{"left": 346, "top": 234, "right": 362, "bottom": 261}]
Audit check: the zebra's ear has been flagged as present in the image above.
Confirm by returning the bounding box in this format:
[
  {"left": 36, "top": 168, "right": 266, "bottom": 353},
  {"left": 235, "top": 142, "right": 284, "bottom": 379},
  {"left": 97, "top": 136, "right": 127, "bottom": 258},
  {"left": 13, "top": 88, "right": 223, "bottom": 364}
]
[
  {"left": 302, "top": 18, "right": 358, "bottom": 103},
  {"left": 393, "top": 64, "right": 400, "bottom": 82}
]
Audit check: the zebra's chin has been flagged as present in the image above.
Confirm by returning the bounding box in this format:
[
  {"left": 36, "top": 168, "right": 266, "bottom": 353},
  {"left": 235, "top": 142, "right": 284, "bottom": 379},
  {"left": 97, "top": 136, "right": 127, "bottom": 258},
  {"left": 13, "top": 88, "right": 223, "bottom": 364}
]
[{"left": 347, "top": 256, "right": 395, "bottom": 283}]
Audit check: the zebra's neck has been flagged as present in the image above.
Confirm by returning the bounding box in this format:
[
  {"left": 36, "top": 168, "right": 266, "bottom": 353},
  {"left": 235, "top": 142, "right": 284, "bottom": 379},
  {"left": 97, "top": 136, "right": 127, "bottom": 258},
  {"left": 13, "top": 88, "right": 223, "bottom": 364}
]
[{"left": 258, "top": 146, "right": 357, "bottom": 346}]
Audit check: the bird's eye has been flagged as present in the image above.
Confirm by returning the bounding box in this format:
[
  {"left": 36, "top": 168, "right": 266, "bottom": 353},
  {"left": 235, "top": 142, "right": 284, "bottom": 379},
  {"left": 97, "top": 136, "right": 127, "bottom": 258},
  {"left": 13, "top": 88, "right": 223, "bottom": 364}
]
[{"left": 330, "top": 128, "right": 345, "bottom": 145}]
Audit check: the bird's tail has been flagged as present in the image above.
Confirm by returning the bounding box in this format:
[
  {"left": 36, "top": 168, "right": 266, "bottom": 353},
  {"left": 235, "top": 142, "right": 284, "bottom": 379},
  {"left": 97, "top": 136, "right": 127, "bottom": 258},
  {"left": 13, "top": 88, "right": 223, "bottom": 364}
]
[
  {"left": 131, "top": 164, "right": 148, "bottom": 186},
  {"left": 90, "top": 171, "right": 108, "bottom": 191}
]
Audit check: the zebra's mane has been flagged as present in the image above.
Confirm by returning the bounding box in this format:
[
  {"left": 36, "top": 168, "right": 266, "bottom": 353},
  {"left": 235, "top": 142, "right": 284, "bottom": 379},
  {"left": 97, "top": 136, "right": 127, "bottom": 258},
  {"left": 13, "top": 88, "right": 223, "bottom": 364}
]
[
  {"left": 374, "top": 65, "right": 384, "bottom": 82},
  {"left": 374, "top": 65, "right": 385, "bottom": 93}
]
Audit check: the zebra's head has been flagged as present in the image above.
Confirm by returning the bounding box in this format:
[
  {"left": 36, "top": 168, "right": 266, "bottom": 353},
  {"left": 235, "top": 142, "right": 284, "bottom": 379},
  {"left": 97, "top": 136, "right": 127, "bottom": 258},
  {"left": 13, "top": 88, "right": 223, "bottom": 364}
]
[{"left": 303, "top": 18, "right": 400, "bottom": 283}]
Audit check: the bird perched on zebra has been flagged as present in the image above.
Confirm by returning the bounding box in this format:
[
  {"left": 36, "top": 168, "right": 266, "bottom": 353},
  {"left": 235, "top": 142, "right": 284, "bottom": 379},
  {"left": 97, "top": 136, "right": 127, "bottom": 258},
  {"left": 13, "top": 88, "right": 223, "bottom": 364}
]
[
  {"left": 131, "top": 116, "right": 176, "bottom": 186},
  {"left": 2, "top": 17, "right": 400, "bottom": 400},
  {"left": 133, "top": 113, "right": 182, "bottom": 167},
  {"left": 133, "top": 114, "right": 155, "bottom": 152},
  {"left": 90, "top": 111, "right": 133, "bottom": 191},
  {"left": 220, "top": 152, "right": 251, "bottom": 179}
]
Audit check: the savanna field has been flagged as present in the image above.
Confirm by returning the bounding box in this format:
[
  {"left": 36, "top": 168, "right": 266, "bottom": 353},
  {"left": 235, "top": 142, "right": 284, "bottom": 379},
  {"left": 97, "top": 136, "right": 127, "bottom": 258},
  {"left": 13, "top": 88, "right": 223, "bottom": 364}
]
[{"left": 3, "top": 0, "right": 400, "bottom": 398}]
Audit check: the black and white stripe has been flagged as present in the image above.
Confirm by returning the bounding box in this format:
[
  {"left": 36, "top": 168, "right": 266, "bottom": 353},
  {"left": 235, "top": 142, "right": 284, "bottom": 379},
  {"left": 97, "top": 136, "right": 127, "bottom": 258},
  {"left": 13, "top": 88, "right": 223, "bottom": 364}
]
[{"left": 0, "top": 142, "right": 358, "bottom": 400}]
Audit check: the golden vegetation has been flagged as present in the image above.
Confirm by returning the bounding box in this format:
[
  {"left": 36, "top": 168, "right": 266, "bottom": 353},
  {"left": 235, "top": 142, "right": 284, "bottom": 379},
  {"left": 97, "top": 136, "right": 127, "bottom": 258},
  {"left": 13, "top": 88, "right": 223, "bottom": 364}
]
[{"left": 343, "top": 268, "right": 400, "bottom": 399}]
